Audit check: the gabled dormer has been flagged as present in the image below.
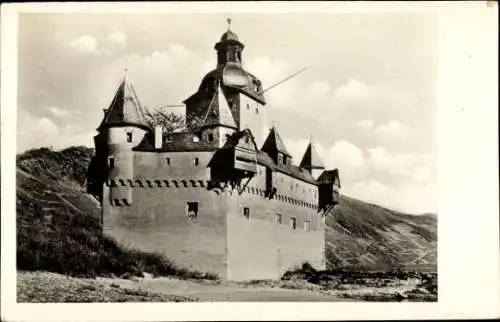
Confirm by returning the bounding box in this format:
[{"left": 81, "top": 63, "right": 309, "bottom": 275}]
[
  {"left": 200, "top": 83, "right": 237, "bottom": 130},
  {"left": 261, "top": 126, "right": 292, "bottom": 167},
  {"left": 198, "top": 83, "right": 237, "bottom": 148}
]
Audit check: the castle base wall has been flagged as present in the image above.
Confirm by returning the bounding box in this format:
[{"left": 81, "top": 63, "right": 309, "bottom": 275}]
[
  {"left": 226, "top": 189, "right": 325, "bottom": 281},
  {"left": 102, "top": 184, "right": 228, "bottom": 278}
]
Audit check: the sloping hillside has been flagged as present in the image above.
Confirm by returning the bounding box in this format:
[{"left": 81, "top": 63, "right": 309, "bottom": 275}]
[
  {"left": 16, "top": 146, "right": 437, "bottom": 275},
  {"left": 326, "top": 196, "right": 437, "bottom": 271}
]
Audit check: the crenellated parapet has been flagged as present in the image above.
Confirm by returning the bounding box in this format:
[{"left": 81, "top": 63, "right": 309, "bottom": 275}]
[{"left": 106, "top": 178, "right": 211, "bottom": 189}]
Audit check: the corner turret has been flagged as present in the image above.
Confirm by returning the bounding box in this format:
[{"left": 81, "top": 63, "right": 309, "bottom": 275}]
[{"left": 92, "top": 72, "right": 151, "bottom": 206}]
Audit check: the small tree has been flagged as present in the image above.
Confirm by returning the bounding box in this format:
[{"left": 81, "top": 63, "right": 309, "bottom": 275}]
[{"left": 144, "top": 108, "right": 185, "bottom": 134}]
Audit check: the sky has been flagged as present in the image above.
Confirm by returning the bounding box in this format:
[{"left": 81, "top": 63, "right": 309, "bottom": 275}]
[{"left": 17, "top": 12, "right": 438, "bottom": 214}]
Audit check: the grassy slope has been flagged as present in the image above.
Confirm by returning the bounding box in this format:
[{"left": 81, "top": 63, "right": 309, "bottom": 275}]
[{"left": 16, "top": 146, "right": 437, "bottom": 276}]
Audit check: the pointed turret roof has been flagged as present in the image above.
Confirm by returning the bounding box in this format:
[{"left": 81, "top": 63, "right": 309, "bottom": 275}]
[
  {"left": 261, "top": 126, "right": 291, "bottom": 157},
  {"left": 97, "top": 76, "right": 151, "bottom": 132},
  {"left": 300, "top": 141, "right": 325, "bottom": 170},
  {"left": 201, "top": 83, "right": 237, "bottom": 129}
]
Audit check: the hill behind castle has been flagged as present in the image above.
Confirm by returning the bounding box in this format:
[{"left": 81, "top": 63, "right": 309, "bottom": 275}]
[{"left": 16, "top": 146, "right": 437, "bottom": 275}]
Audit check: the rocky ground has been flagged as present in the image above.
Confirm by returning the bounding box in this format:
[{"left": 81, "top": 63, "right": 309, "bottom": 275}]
[
  {"left": 17, "top": 269, "right": 437, "bottom": 302},
  {"left": 17, "top": 271, "right": 196, "bottom": 302}
]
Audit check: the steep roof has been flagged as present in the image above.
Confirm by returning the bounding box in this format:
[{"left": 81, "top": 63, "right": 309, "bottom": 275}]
[
  {"left": 97, "top": 77, "right": 151, "bottom": 132},
  {"left": 261, "top": 126, "right": 291, "bottom": 157},
  {"left": 201, "top": 84, "right": 237, "bottom": 129},
  {"left": 300, "top": 142, "right": 325, "bottom": 169}
]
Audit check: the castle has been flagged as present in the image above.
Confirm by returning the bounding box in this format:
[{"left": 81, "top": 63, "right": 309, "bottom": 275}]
[{"left": 87, "top": 24, "right": 340, "bottom": 281}]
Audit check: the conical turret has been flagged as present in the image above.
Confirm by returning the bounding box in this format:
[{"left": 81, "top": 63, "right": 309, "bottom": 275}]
[{"left": 97, "top": 74, "right": 151, "bottom": 132}]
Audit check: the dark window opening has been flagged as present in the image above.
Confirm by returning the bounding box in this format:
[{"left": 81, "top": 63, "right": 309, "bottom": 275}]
[
  {"left": 255, "top": 107, "right": 259, "bottom": 115},
  {"left": 246, "top": 103, "right": 250, "bottom": 110},
  {"left": 194, "top": 157, "right": 199, "bottom": 166},
  {"left": 186, "top": 202, "right": 198, "bottom": 219},
  {"left": 126, "top": 132, "right": 133, "bottom": 143},
  {"left": 245, "top": 136, "right": 250, "bottom": 143},
  {"left": 208, "top": 133, "right": 214, "bottom": 142},
  {"left": 166, "top": 157, "right": 170, "bottom": 165},
  {"left": 304, "top": 220, "right": 311, "bottom": 231},
  {"left": 290, "top": 218, "right": 297, "bottom": 230},
  {"left": 243, "top": 207, "right": 250, "bottom": 219},
  {"left": 109, "top": 157, "right": 115, "bottom": 169}
]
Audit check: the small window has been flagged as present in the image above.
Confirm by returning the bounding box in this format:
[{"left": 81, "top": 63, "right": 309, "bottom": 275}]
[
  {"left": 166, "top": 134, "right": 172, "bottom": 142},
  {"left": 126, "top": 132, "right": 132, "bottom": 143},
  {"left": 243, "top": 207, "right": 250, "bottom": 219},
  {"left": 304, "top": 220, "right": 311, "bottom": 231},
  {"left": 166, "top": 157, "right": 170, "bottom": 166},
  {"left": 186, "top": 202, "right": 198, "bottom": 219},
  {"left": 193, "top": 135, "right": 200, "bottom": 143},
  {"left": 255, "top": 107, "right": 259, "bottom": 115},
  {"left": 290, "top": 218, "right": 297, "bottom": 230},
  {"left": 246, "top": 103, "right": 250, "bottom": 110},
  {"left": 275, "top": 213, "right": 282, "bottom": 224},
  {"left": 245, "top": 136, "right": 250, "bottom": 143},
  {"left": 194, "top": 157, "right": 199, "bottom": 166},
  {"left": 208, "top": 133, "right": 214, "bottom": 142},
  {"left": 109, "top": 157, "right": 115, "bottom": 169}
]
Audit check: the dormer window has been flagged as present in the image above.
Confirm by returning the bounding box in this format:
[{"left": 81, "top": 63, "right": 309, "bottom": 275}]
[
  {"left": 208, "top": 133, "right": 214, "bottom": 142},
  {"left": 126, "top": 132, "right": 132, "bottom": 143}
]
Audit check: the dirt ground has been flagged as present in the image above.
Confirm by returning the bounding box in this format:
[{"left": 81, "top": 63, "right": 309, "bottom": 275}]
[{"left": 17, "top": 271, "right": 356, "bottom": 302}]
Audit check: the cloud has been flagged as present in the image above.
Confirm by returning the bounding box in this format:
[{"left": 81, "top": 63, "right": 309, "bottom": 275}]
[
  {"left": 69, "top": 35, "right": 100, "bottom": 54},
  {"left": 305, "top": 81, "right": 331, "bottom": 100},
  {"left": 17, "top": 109, "right": 95, "bottom": 153},
  {"left": 412, "top": 165, "right": 432, "bottom": 183},
  {"left": 373, "top": 120, "right": 408, "bottom": 137},
  {"left": 356, "top": 119, "right": 374, "bottom": 131},
  {"left": 18, "top": 110, "right": 60, "bottom": 152},
  {"left": 107, "top": 30, "right": 127, "bottom": 47},
  {"left": 48, "top": 106, "right": 70, "bottom": 118},
  {"left": 344, "top": 180, "right": 437, "bottom": 214},
  {"left": 367, "top": 146, "right": 434, "bottom": 182},
  {"left": 322, "top": 140, "right": 365, "bottom": 169},
  {"left": 333, "top": 79, "right": 369, "bottom": 99}
]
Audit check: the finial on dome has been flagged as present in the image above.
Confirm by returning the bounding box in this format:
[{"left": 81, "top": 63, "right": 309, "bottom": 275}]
[
  {"left": 227, "top": 17, "right": 232, "bottom": 30},
  {"left": 123, "top": 68, "right": 128, "bottom": 82}
]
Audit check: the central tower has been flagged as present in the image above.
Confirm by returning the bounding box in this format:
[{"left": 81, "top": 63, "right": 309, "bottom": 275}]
[{"left": 183, "top": 22, "right": 269, "bottom": 147}]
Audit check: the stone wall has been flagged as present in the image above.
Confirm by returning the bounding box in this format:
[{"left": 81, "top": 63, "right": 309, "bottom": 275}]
[
  {"left": 103, "top": 150, "right": 228, "bottom": 278},
  {"left": 103, "top": 150, "right": 325, "bottom": 281}
]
